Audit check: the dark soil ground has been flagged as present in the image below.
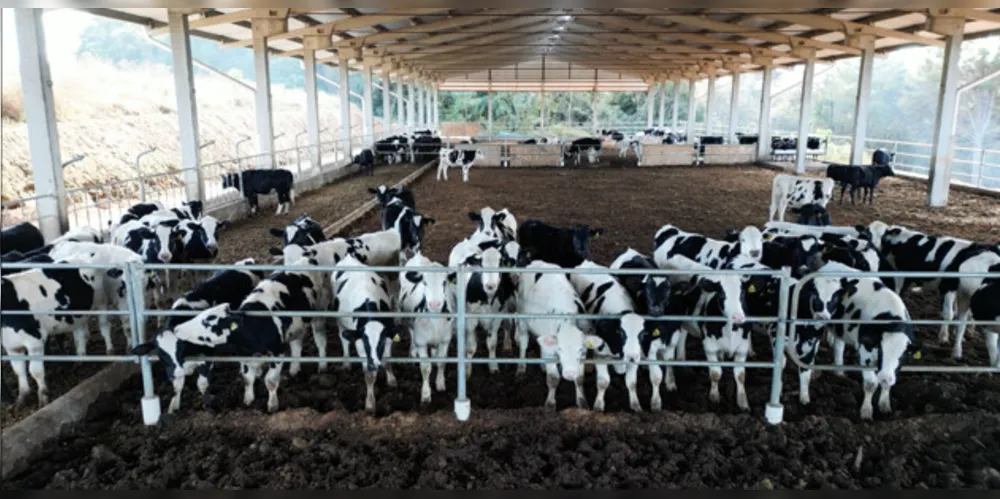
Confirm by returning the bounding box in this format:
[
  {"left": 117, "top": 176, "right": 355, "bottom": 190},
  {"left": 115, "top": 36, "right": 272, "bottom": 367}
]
[
  {"left": 0, "top": 163, "right": 420, "bottom": 430},
  {"left": 4, "top": 159, "right": 1000, "bottom": 488}
]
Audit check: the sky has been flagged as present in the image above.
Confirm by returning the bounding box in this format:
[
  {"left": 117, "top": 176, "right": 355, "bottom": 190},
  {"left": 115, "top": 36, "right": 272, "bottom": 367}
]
[{"left": 2, "top": 8, "right": 93, "bottom": 76}]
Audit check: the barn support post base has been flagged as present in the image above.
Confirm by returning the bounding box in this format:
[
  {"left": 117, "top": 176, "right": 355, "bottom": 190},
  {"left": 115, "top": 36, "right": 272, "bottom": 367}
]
[
  {"left": 454, "top": 398, "right": 471, "bottom": 422},
  {"left": 141, "top": 395, "right": 162, "bottom": 426},
  {"left": 765, "top": 402, "right": 784, "bottom": 425}
]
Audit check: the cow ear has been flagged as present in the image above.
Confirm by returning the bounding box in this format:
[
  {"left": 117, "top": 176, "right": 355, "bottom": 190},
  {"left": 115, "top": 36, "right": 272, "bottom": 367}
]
[
  {"left": 697, "top": 278, "right": 718, "bottom": 293},
  {"left": 404, "top": 271, "right": 422, "bottom": 284},
  {"left": 106, "top": 268, "right": 124, "bottom": 279},
  {"left": 131, "top": 341, "right": 157, "bottom": 356},
  {"left": 340, "top": 329, "right": 361, "bottom": 341},
  {"left": 367, "top": 187, "right": 378, "bottom": 194},
  {"left": 584, "top": 334, "right": 605, "bottom": 351},
  {"left": 590, "top": 228, "right": 605, "bottom": 239},
  {"left": 268, "top": 247, "right": 284, "bottom": 256},
  {"left": 423, "top": 217, "right": 436, "bottom": 227},
  {"left": 268, "top": 228, "right": 284, "bottom": 238},
  {"left": 447, "top": 272, "right": 457, "bottom": 284}
]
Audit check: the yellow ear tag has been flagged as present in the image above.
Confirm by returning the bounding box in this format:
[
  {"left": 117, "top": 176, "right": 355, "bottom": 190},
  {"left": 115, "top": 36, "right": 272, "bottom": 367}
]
[
  {"left": 912, "top": 350, "right": 922, "bottom": 360},
  {"left": 585, "top": 339, "right": 595, "bottom": 349},
  {"left": 652, "top": 328, "right": 660, "bottom": 337},
  {"left": 594, "top": 233, "right": 599, "bottom": 239},
  {"left": 393, "top": 334, "right": 401, "bottom": 342},
  {"left": 229, "top": 322, "right": 238, "bottom": 331},
  {"left": 748, "top": 284, "right": 757, "bottom": 294}
]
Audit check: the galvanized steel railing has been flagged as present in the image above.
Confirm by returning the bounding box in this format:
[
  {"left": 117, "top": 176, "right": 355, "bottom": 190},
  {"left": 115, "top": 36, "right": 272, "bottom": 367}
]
[{"left": 3, "top": 260, "right": 1000, "bottom": 427}]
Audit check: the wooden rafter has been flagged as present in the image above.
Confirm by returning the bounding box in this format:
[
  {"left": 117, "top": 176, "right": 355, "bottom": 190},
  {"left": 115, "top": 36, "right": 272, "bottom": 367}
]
[
  {"left": 222, "top": 8, "right": 452, "bottom": 48},
  {"left": 719, "top": 10, "right": 944, "bottom": 46}
]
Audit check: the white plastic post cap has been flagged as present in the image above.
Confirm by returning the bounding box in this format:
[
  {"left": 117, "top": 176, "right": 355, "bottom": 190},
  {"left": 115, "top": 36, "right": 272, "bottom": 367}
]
[
  {"left": 765, "top": 402, "right": 784, "bottom": 425},
  {"left": 141, "top": 396, "right": 162, "bottom": 426},
  {"left": 454, "top": 398, "right": 471, "bottom": 422}
]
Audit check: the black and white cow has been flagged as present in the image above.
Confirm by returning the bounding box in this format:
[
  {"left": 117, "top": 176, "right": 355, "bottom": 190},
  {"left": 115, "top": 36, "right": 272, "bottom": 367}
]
[
  {"left": 659, "top": 255, "right": 751, "bottom": 410},
  {"left": 448, "top": 236, "right": 513, "bottom": 375},
  {"left": 599, "top": 130, "right": 628, "bottom": 158},
  {"left": 822, "top": 261, "right": 922, "bottom": 420},
  {"left": 221, "top": 169, "right": 295, "bottom": 216},
  {"left": 353, "top": 149, "right": 376, "bottom": 176},
  {"left": 374, "top": 200, "right": 433, "bottom": 262},
  {"left": 272, "top": 230, "right": 403, "bottom": 271},
  {"left": 437, "top": 148, "right": 485, "bottom": 183},
  {"left": 369, "top": 184, "right": 416, "bottom": 212},
  {"left": 1, "top": 222, "right": 45, "bottom": 255},
  {"left": 0, "top": 248, "right": 55, "bottom": 276},
  {"left": 112, "top": 201, "right": 165, "bottom": 226},
  {"left": 516, "top": 260, "right": 603, "bottom": 410},
  {"left": 1, "top": 253, "right": 103, "bottom": 406},
  {"left": 654, "top": 224, "right": 763, "bottom": 270},
  {"left": 795, "top": 203, "right": 832, "bottom": 226},
  {"left": 373, "top": 135, "right": 410, "bottom": 165},
  {"left": 168, "top": 201, "right": 204, "bottom": 221},
  {"left": 569, "top": 260, "right": 644, "bottom": 412},
  {"left": 517, "top": 219, "right": 605, "bottom": 268},
  {"left": 131, "top": 258, "right": 262, "bottom": 413},
  {"left": 564, "top": 137, "right": 602, "bottom": 166},
  {"left": 467, "top": 206, "right": 518, "bottom": 243},
  {"left": 762, "top": 221, "right": 874, "bottom": 243},
  {"left": 397, "top": 253, "right": 456, "bottom": 405},
  {"left": 50, "top": 226, "right": 104, "bottom": 246},
  {"left": 769, "top": 174, "right": 835, "bottom": 222},
  {"left": 968, "top": 260, "right": 1000, "bottom": 368},
  {"left": 946, "top": 250, "right": 1000, "bottom": 362},
  {"left": 268, "top": 213, "right": 326, "bottom": 252},
  {"left": 876, "top": 224, "right": 1000, "bottom": 348},
  {"left": 48, "top": 241, "right": 160, "bottom": 354},
  {"left": 333, "top": 254, "right": 402, "bottom": 413},
  {"left": 411, "top": 135, "right": 443, "bottom": 163}
]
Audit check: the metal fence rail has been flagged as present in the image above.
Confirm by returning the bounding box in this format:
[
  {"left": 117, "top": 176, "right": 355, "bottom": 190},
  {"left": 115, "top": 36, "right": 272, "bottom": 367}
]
[{"left": 3, "top": 260, "right": 1000, "bottom": 428}]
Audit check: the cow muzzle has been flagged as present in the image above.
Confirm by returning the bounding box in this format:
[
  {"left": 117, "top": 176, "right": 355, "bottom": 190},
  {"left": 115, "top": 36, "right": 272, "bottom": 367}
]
[{"left": 561, "top": 369, "right": 578, "bottom": 382}]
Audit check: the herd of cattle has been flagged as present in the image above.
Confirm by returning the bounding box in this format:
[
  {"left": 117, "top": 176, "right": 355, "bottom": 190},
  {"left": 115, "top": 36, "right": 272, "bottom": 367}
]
[{"left": 3, "top": 164, "right": 999, "bottom": 422}]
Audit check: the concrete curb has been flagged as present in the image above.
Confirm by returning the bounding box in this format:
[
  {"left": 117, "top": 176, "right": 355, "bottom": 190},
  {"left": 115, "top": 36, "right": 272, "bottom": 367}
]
[
  {"left": 322, "top": 161, "right": 435, "bottom": 236},
  {"left": 0, "top": 362, "right": 137, "bottom": 480}
]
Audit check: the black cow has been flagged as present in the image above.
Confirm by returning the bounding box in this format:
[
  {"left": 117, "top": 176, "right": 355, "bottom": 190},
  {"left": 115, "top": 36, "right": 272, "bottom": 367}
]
[
  {"left": 795, "top": 203, "right": 832, "bottom": 226},
  {"left": 1, "top": 222, "right": 45, "bottom": 255},
  {"left": 411, "top": 136, "right": 443, "bottom": 163},
  {"left": 826, "top": 164, "right": 895, "bottom": 205},
  {"left": 353, "top": 149, "right": 375, "bottom": 176},
  {"left": 873, "top": 149, "right": 895, "bottom": 167},
  {"left": 564, "top": 137, "right": 602, "bottom": 166},
  {"left": 517, "top": 219, "right": 605, "bottom": 268},
  {"left": 221, "top": 169, "right": 295, "bottom": 216}
]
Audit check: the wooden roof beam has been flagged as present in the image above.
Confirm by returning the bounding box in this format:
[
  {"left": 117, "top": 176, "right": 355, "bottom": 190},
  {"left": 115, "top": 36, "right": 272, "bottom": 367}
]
[
  {"left": 222, "top": 8, "right": 451, "bottom": 48},
  {"left": 721, "top": 11, "right": 944, "bottom": 47},
  {"left": 335, "top": 9, "right": 540, "bottom": 48},
  {"left": 378, "top": 16, "right": 552, "bottom": 54}
]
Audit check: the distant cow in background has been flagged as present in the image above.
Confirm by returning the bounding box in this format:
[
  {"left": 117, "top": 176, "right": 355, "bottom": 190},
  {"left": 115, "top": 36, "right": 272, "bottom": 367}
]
[
  {"left": 221, "top": 169, "right": 295, "bottom": 216},
  {"left": 353, "top": 149, "right": 376, "bottom": 176},
  {"left": 564, "top": 137, "right": 602, "bottom": 165},
  {"left": 769, "top": 174, "right": 835, "bottom": 222},
  {"left": 438, "top": 148, "right": 485, "bottom": 183}
]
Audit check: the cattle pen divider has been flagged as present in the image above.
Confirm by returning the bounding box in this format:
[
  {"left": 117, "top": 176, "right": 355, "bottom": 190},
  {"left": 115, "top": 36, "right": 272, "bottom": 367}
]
[{"left": 3, "top": 261, "right": 1000, "bottom": 428}]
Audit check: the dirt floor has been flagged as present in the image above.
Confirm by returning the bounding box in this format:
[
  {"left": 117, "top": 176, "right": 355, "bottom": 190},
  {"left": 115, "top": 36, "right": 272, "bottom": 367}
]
[
  {"left": 0, "top": 163, "right": 420, "bottom": 430},
  {"left": 4, "top": 160, "right": 1000, "bottom": 488}
]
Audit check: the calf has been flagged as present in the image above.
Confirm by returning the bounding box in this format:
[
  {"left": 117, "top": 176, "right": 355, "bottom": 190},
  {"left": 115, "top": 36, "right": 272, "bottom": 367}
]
[
  {"left": 516, "top": 260, "right": 603, "bottom": 410},
  {"left": 221, "top": 169, "right": 295, "bottom": 216},
  {"left": 397, "top": 253, "right": 456, "bottom": 405},
  {"left": 169, "top": 201, "right": 204, "bottom": 220},
  {"left": 659, "top": 255, "right": 751, "bottom": 410},
  {"left": 48, "top": 241, "right": 160, "bottom": 354},
  {"left": 969, "top": 262, "right": 1000, "bottom": 368},
  {"left": 411, "top": 135, "right": 443, "bottom": 163},
  {"left": 467, "top": 206, "right": 517, "bottom": 243},
  {"left": 437, "top": 148, "right": 485, "bottom": 183},
  {"left": 769, "top": 174, "right": 835, "bottom": 222},
  {"left": 385, "top": 204, "right": 434, "bottom": 261},
  {"left": 368, "top": 184, "right": 416, "bottom": 211},
  {"left": 50, "top": 226, "right": 103, "bottom": 246},
  {"left": 826, "top": 164, "right": 895, "bottom": 204},
  {"left": 333, "top": 254, "right": 401, "bottom": 413},
  {"left": 1, "top": 222, "right": 45, "bottom": 255},
  {"left": 569, "top": 260, "right": 644, "bottom": 412},
  {"left": 448, "top": 237, "right": 510, "bottom": 375},
  {"left": 353, "top": 149, "right": 376, "bottom": 176},
  {"left": 872, "top": 149, "right": 895, "bottom": 167},
  {"left": 517, "top": 219, "right": 605, "bottom": 268},
  {"left": 108, "top": 220, "right": 174, "bottom": 306},
  {"left": 878, "top": 225, "right": 1000, "bottom": 346},
  {"left": 653, "top": 224, "right": 763, "bottom": 270},
  {"left": 373, "top": 136, "right": 408, "bottom": 165},
  {"left": 823, "top": 261, "right": 922, "bottom": 420},
  {"left": 795, "top": 203, "right": 831, "bottom": 226},
  {"left": 1, "top": 253, "right": 103, "bottom": 406},
  {"left": 564, "top": 137, "right": 602, "bottom": 165},
  {"left": 131, "top": 258, "right": 262, "bottom": 413},
  {"left": 268, "top": 213, "right": 326, "bottom": 251},
  {"left": 113, "top": 201, "right": 164, "bottom": 225}
]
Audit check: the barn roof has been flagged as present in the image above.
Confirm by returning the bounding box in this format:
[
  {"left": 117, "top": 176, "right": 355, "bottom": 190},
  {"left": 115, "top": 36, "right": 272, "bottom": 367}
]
[{"left": 89, "top": 8, "right": 1000, "bottom": 91}]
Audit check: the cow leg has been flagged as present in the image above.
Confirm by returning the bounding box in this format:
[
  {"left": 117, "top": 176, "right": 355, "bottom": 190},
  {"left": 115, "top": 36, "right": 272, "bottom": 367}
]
[
  {"left": 288, "top": 338, "right": 303, "bottom": 377},
  {"left": 675, "top": 329, "right": 688, "bottom": 361},
  {"left": 382, "top": 338, "right": 398, "bottom": 388},
  {"left": 72, "top": 325, "right": 88, "bottom": 356},
  {"left": 953, "top": 292, "right": 973, "bottom": 360},
  {"left": 197, "top": 362, "right": 215, "bottom": 410},
  {"left": 832, "top": 336, "right": 847, "bottom": 377},
  {"left": 311, "top": 321, "right": 329, "bottom": 372},
  {"left": 364, "top": 369, "right": 378, "bottom": 413},
  {"left": 733, "top": 340, "right": 750, "bottom": 412},
  {"left": 648, "top": 348, "right": 664, "bottom": 411},
  {"left": 839, "top": 183, "right": 848, "bottom": 204},
  {"left": 168, "top": 373, "right": 186, "bottom": 414},
  {"left": 462, "top": 164, "right": 470, "bottom": 183},
  {"left": 626, "top": 363, "right": 642, "bottom": 412},
  {"left": 501, "top": 320, "right": 514, "bottom": 352},
  {"left": 241, "top": 362, "right": 261, "bottom": 407},
  {"left": 117, "top": 299, "right": 133, "bottom": 352},
  {"left": 339, "top": 333, "right": 352, "bottom": 371},
  {"left": 593, "top": 362, "right": 610, "bottom": 412},
  {"left": 704, "top": 339, "right": 722, "bottom": 405},
  {"left": 248, "top": 194, "right": 259, "bottom": 215},
  {"left": 486, "top": 318, "right": 501, "bottom": 373},
  {"left": 464, "top": 321, "right": 478, "bottom": 379},
  {"left": 5, "top": 345, "right": 31, "bottom": 405},
  {"left": 574, "top": 371, "right": 589, "bottom": 410},
  {"left": 416, "top": 343, "right": 432, "bottom": 405},
  {"left": 939, "top": 291, "right": 957, "bottom": 345},
  {"left": 858, "top": 346, "right": 878, "bottom": 420},
  {"left": 986, "top": 330, "right": 1000, "bottom": 368},
  {"left": 516, "top": 320, "right": 529, "bottom": 376},
  {"left": 434, "top": 343, "right": 448, "bottom": 392},
  {"left": 663, "top": 344, "right": 678, "bottom": 392},
  {"left": 264, "top": 361, "right": 283, "bottom": 413},
  {"left": 797, "top": 336, "right": 821, "bottom": 406},
  {"left": 26, "top": 342, "right": 48, "bottom": 407},
  {"left": 544, "top": 361, "right": 560, "bottom": 410},
  {"left": 98, "top": 311, "right": 114, "bottom": 355}
]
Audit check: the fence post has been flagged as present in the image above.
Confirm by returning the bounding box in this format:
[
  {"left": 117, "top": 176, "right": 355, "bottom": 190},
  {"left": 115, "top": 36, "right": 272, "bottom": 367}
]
[
  {"left": 126, "top": 260, "right": 160, "bottom": 426},
  {"left": 977, "top": 148, "right": 986, "bottom": 187},
  {"left": 766, "top": 266, "right": 792, "bottom": 425},
  {"left": 454, "top": 266, "right": 470, "bottom": 421}
]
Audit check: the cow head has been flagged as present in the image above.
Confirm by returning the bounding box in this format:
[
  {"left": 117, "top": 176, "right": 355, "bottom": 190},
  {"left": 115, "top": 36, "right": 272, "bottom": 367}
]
[
  {"left": 571, "top": 225, "right": 606, "bottom": 263},
  {"left": 595, "top": 313, "right": 646, "bottom": 365},
  {"left": 175, "top": 217, "right": 224, "bottom": 262},
  {"left": 340, "top": 314, "right": 401, "bottom": 372},
  {"left": 368, "top": 185, "right": 392, "bottom": 205},
  {"left": 877, "top": 321, "right": 921, "bottom": 389},
  {"left": 800, "top": 275, "right": 843, "bottom": 322},
  {"left": 269, "top": 214, "right": 324, "bottom": 248},
  {"left": 736, "top": 225, "right": 763, "bottom": 260},
  {"left": 403, "top": 254, "right": 455, "bottom": 314},
  {"left": 537, "top": 322, "right": 604, "bottom": 382}
]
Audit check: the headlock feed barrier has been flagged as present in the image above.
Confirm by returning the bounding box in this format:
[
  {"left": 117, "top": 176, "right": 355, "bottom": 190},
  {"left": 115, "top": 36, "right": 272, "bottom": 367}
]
[{"left": 2, "top": 258, "right": 1000, "bottom": 426}]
